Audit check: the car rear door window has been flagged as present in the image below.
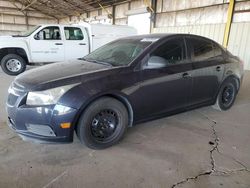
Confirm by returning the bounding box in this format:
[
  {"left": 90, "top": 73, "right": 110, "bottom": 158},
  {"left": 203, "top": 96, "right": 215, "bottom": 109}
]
[
  {"left": 190, "top": 38, "right": 214, "bottom": 61},
  {"left": 64, "top": 27, "right": 84, "bottom": 40},
  {"left": 189, "top": 37, "right": 225, "bottom": 62},
  {"left": 213, "top": 43, "right": 223, "bottom": 57}
]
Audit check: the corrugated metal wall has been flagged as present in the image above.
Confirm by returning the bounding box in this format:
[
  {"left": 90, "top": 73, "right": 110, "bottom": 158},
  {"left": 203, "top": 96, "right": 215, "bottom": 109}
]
[
  {"left": 0, "top": 0, "right": 57, "bottom": 35},
  {"left": 153, "top": 0, "right": 250, "bottom": 70},
  {"left": 153, "top": 24, "right": 226, "bottom": 44},
  {"left": 228, "top": 22, "right": 250, "bottom": 70},
  {"left": 155, "top": 3, "right": 228, "bottom": 27},
  {"left": 152, "top": 23, "right": 250, "bottom": 70},
  {"left": 60, "top": 0, "right": 148, "bottom": 25},
  {"left": 74, "top": 0, "right": 250, "bottom": 70}
]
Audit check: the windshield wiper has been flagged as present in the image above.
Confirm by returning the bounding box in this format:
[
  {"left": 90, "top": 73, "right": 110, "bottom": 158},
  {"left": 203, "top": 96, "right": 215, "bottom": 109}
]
[
  {"left": 92, "top": 60, "right": 113, "bottom": 66},
  {"left": 78, "top": 57, "right": 86, "bottom": 60},
  {"left": 12, "top": 35, "right": 24, "bottom": 37},
  {"left": 81, "top": 58, "right": 113, "bottom": 66}
]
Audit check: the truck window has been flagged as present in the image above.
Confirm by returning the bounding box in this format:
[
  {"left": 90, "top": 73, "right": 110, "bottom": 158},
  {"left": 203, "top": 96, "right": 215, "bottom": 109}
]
[
  {"left": 34, "top": 26, "right": 61, "bottom": 40},
  {"left": 64, "top": 27, "right": 84, "bottom": 40}
]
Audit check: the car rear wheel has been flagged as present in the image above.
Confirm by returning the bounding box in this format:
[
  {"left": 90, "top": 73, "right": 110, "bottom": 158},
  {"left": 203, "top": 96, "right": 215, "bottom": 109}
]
[
  {"left": 77, "top": 97, "right": 128, "bottom": 149},
  {"left": 1, "top": 54, "right": 26, "bottom": 76},
  {"left": 213, "top": 78, "right": 237, "bottom": 111}
]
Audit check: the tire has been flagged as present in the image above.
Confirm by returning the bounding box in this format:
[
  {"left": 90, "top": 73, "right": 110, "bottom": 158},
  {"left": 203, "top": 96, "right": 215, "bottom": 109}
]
[
  {"left": 213, "top": 78, "right": 237, "bottom": 111},
  {"left": 77, "top": 97, "right": 128, "bottom": 149},
  {"left": 1, "top": 54, "right": 26, "bottom": 76}
]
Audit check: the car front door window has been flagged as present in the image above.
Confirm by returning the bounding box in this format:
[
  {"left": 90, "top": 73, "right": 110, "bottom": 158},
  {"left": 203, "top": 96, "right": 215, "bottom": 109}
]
[
  {"left": 30, "top": 26, "right": 64, "bottom": 62},
  {"left": 35, "top": 26, "right": 61, "bottom": 40},
  {"left": 144, "top": 38, "right": 185, "bottom": 69}
]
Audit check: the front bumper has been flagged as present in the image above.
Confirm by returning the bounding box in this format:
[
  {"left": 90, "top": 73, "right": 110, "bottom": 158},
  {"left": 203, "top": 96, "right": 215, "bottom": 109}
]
[
  {"left": 7, "top": 104, "right": 78, "bottom": 143},
  {"left": 7, "top": 114, "right": 75, "bottom": 144},
  {"left": 6, "top": 83, "right": 78, "bottom": 143}
]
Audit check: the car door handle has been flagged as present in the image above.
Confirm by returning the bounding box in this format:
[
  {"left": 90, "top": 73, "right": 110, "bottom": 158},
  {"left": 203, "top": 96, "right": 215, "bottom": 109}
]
[
  {"left": 182, "top": 72, "right": 191, "bottom": 79},
  {"left": 79, "top": 43, "right": 86, "bottom": 45},
  {"left": 216, "top": 66, "right": 221, "bottom": 72},
  {"left": 55, "top": 43, "right": 63, "bottom": 45}
]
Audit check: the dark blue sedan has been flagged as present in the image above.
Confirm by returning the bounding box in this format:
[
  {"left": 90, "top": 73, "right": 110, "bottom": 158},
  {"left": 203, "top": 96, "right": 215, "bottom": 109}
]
[{"left": 6, "top": 34, "right": 244, "bottom": 149}]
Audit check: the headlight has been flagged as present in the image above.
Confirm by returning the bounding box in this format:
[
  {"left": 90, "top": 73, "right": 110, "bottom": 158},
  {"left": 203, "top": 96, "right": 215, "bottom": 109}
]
[{"left": 26, "top": 84, "right": 77, "bottom": 105}]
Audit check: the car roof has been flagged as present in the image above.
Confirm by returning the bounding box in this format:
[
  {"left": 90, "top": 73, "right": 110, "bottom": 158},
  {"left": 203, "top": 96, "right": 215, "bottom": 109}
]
[
  {"left": 122, "top": 33, "right": 215, "bottom": 42},
  {"left": 121, "top": 33, "right": 172, "bottom": 40}
]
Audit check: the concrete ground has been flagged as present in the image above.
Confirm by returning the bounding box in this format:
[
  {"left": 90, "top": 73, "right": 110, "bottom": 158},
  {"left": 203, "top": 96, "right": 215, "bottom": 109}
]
[{"left": 0, "top": 67, "right": 249, "bottom": 188}]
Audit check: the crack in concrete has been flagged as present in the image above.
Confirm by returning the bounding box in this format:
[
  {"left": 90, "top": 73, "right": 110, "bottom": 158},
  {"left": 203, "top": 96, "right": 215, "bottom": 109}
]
[
  {"left": 171, "top": 171, "right": 212, "bottom": 188},
  {"left": 210, "top": 131, "right": 218, "bottom": 170},
  {"left": 201, "top": 112, "right": 218, "bottom": 172},
  {"left": 42, "top": 170, "right": 68, "bottom": 188},
  {"left": 216, "top": 150, "right": 250, "bottom": 173},
  {"left": 171, "top": 110, "right": 250, "bottom": 188},
  {"left": 214, "top": 168, "right": 250, "bottom": 176}
]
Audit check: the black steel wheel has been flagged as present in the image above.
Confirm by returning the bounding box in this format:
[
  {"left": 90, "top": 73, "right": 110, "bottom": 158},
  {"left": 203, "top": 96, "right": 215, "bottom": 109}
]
[
  {"left": 214, "top": 78, "right": 237, "bottom": 111},
  {"left": 221, "top": 85, "right": 235, "bottom": 107},
  {"left": 77, "top": 97, "right": 128, "bottom": 149},
  {"left": 90, "top": 109, "right": 119, "bottom": 142}
]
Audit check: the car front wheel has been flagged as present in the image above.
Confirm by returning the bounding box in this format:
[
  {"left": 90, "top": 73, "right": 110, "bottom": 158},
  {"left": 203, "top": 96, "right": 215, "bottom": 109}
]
[
  {"left": 77, "top": 97, "right": 128, "bottom": 149},
  {"left": 213, "top": 78, "right": 237, "bottom": 111},
  {"left": 1, "top": 54, "right": 26, "bottom": 76}
]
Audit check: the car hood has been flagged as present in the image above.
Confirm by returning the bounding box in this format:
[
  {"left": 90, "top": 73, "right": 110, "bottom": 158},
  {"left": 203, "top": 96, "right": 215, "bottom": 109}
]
[
  {"left": 0, "top": 36, "right": 12, "bottom": 39},
  {"left": 15, "top": 60, "right": 113, "bottom": 90},
  {"left": 0, "top": 36, "right": 28, "bottom": 48},
  {"left": 0, "top": 35, "right": 25, "bottom": 40}
]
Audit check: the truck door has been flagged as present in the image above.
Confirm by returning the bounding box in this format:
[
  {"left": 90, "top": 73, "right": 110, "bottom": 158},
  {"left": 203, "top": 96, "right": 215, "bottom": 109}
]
[
  {"left": 29, "top": 26, "right": 64, "bottom": 62},
  {"left": 63, "top": 26, "right": 89, "bottom": 60}
]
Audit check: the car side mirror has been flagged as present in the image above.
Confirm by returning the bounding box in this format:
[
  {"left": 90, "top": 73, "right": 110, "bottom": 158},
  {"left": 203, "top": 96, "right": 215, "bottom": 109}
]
[
  {"left": 143, "top": 56, "right": 168, "bottom": 69},
  {"left": 34, "top": 33, "right": 40, "bottom": 40},
  {"left": 34, "top": 31, "right": 43, "bottom": 40}
]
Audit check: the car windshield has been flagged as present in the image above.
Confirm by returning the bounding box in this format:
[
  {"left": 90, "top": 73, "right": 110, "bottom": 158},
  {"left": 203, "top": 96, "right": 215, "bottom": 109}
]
[
  {"left": 12, "top": 25, "right": 41, "bottom": 37},
  {"left": 84, "top": 38, "right": 154, "bottom": 66}
]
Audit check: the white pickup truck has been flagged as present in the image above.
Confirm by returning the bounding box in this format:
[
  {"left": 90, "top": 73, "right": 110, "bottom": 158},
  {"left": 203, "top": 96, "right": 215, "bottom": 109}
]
[{"left": 0, "top": 23, "right": 137, "bottom": 75}]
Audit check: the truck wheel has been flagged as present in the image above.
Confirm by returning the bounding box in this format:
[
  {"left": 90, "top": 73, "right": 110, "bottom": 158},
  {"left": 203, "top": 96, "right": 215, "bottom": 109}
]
[
  {"left": 1, "top": 54, "right": 26, "bottom": 76},
  {"left": 77, "top": 97, "right": 128, "bottom": 149}
]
